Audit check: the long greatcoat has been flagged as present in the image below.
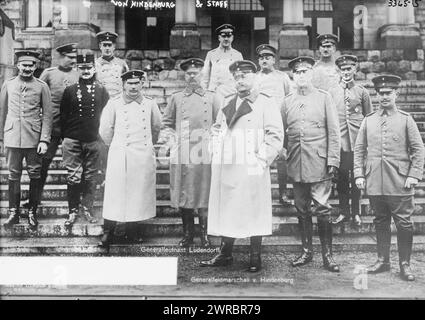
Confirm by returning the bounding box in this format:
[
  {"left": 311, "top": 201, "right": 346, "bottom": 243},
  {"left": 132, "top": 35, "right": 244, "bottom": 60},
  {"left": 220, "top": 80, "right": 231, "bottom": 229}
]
[
  {"left": 161, "top": 86, "right": 220, "bottom": 209},
  {"left": 99, "top": 95, "right": 162, "bottom": 222},
  {"left": 208, "top": 91, "right": 284, "bottom": 238}
]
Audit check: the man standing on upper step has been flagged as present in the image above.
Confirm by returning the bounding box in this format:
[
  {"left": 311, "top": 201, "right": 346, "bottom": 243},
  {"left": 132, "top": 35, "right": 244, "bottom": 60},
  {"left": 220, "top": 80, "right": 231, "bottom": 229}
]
[
  {"left": 95, "top": 31, "right": 129, "bottom": 192},
  {"left": 160, "top": 58, "right": 221, "bottom": 248},
  {"left": 254, "top": 44, "right": 292, "bottom": 207},
  {"left": 200, "top": 60, "right": 284, "bottom": 273},
  {"left": 60, "top": 53, "right": 109, "bottom": 228},
  {"left": 354, "top": 75, "right": 424, "bottom": 282},
  {"left": 201, "top": 24, "right": 243, "bottom": 98},
  {"left": 312, "top": 34, "right": 340, "bottom": 92},
  {"left": 95, "top": 31, "right": 129, "bottom": 100},
  {"left": 21, "top": 44, "right": 79, "bottom": 210},
  {"left": 282, "top": 56, "right": 341, "bottom": 273},
  {"left": 0, "top": 50, "right": 52, "bottom": 230},
  {"left": 328, "top": 55, "right": 372, "bottom": 226}
]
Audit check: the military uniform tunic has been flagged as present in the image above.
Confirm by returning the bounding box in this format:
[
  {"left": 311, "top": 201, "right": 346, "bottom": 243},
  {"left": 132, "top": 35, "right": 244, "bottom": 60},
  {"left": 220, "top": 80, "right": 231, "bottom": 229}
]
[
  {"left": 312, "top": 60, "right": 340, "bottom": 92},
  {"left": 95, "top": 56, "right": 129, "bottom": 99},
  {"left": 354, "top": 108, "right": 424, "bottom": 196},
  {"left": 0, "top": 76, "right": 52, "bottom": 148},
  {"left": 281, "top": 88, "right": 340, "bottom": 183},
  {"left": 201, "top": 47, "right": 243, "bottom": 96},
  {"left": 161, "top": 86, "right": 220, "bottom": 209},
  {"left": 328, "top": 80, "right": 372, "bottom": 152},
  {"left": 39, "top": 66, "right": 79, "bottom": 137},
  {"left": 254, "top": 69, "right": 291, "bottom": 102}
]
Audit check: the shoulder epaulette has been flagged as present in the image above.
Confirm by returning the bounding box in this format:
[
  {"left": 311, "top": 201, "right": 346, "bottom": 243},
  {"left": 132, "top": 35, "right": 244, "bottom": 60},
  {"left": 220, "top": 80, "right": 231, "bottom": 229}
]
[
  {"left": 224, "top": 93, "right": 236, "bottom": 99},
  {"left": 284, "top": 92, "right": 294, "bottom": 98},
  {"left": 171, "top": 90, "right": 183, "bottom": 95},
  {"left": 35, "top": 78, "right": 48, "bottom": 85},
  {"left": 5, "top": 76, "right": 17, "bottom": 82},
  {"left": 44, "top": 67, "right": 56, "bottom": 72},
  {"left": 260, "top": 92, "right": 271, "bottom": 98},
  {"left": 318, "top": 89, "right": 330, "bottom": 95},
  {"left": 365, "top": 111, "right": 377, "bottom": 117},
  {"left": 398, "top": 110, "right": 409, "bottom": 116}
]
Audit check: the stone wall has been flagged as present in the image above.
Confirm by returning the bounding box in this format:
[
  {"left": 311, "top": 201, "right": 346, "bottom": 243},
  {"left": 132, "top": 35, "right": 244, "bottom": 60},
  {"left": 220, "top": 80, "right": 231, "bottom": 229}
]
[{"left": 415, "top": 4, "right": 425, "bottom": 50}]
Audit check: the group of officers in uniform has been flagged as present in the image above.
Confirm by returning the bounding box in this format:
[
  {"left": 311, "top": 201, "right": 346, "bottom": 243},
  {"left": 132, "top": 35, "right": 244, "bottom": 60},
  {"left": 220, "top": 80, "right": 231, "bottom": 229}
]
[{"left": 0, "top": 23, "right": 423, "bottom": 282}]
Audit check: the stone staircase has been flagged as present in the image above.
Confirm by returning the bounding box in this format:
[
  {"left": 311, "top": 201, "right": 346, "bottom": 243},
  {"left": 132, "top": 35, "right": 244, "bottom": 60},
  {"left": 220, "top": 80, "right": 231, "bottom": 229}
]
[{"left": 2, "top": 80, "right": 425, "bottom": 255}]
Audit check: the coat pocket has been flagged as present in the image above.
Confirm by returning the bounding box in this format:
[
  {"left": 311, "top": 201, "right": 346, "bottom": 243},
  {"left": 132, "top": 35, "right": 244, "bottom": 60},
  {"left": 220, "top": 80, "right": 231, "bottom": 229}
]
[
  {"left": 365, "top": 162, "right": 372, "bottom": 177},
  {"left": 397, "top": 161, "right": 410, "bottom": 177},
  {"left": 31, "top": 122, "right": 42, "bottom": 133},
  {"left": 4, "top": 119, "right": 13, "bottom": 132},
  {"left": 317, "top": 149, "right": 327, "bottom": 159}
]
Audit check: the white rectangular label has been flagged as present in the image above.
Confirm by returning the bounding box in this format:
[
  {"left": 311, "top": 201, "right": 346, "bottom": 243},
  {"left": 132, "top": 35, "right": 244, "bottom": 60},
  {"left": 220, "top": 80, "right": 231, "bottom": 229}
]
[{"left": 0, "top": 257, "right": 178, "bottom": 286}]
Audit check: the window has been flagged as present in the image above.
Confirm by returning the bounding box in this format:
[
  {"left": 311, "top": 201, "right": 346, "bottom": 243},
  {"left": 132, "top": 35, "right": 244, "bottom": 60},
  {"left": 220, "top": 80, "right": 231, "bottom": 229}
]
[
  {"left": 303, "top": 0, "right": 334, "bottom": 48},
  {"left": 304, "top": 0, "right": 333, "bottom": 12},
  {"left": 25, "top": 0, "right": 53, "bottom": 28},
  {"left": 229, "top": 0, "right": 264, "bottom": 11}
]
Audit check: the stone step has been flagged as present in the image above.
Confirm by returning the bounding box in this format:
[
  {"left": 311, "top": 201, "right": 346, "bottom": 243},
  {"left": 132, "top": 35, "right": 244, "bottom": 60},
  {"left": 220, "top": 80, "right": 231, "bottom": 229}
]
[
  {"left": 1, "top": 198, "right": 424, "bottom": 219},
  {"left": 1, "top": 234, "right": 425, "bottom": 255},
  {"left": 3, "top": 182, "right": 425, "bottom": 202},
  {"left": 1, "top": 215, "right": 425, "bottom": 238}
]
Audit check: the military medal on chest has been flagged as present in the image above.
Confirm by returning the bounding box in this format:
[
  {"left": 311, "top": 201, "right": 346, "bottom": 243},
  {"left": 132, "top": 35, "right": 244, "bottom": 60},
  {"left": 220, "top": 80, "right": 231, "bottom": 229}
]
[{"left": 76, "top": 83, "right": 96, "bottom": 117}]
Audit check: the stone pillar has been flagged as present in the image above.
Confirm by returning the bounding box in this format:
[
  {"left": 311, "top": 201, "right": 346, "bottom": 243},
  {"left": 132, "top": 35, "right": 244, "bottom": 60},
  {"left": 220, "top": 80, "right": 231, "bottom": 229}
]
[
  {"left": 279, "top": 0, "right": 309, "bottom": 57},
  {"left": 379, "top": 5, "right": 422, "bottom": 49},
  {"left": 169, "top": 0, "right": 201, "bottom": 57},
  {"left": 53, "top": 0, "right": 98, "bottom": 64}
]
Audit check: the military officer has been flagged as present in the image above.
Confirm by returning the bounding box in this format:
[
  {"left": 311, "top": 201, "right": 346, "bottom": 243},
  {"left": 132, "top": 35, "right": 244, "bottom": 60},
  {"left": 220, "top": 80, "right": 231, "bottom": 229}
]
[
  {"left": 24, "top": 43, "right": 79, "bottom": 208},
  {"left": 254, "top": 44, "right": 292, "bottom": 206},
  {"left": 312, "top": 34, "right": 340, "bottom": 92},
  {"left": 160, "top": 58, "right": 221, "bottom": 248},
  {"left": 99, "top": 70, "right": 162, "bottom": 249},
  {"left": 282, "top": 56, "right": 340, "bottom": 272},
  {"left": 200, "top": 60, "right": 284, "bottom": 272},
  {"left": 201, "top": 24, "right": 243, "bottom": 98},
  {"left": 0, "top": 50, "right": 53, "bottom": 229},
  {"left": 328, "top": 55, "right": 372, "bottom": 226},
  {"left": 354, "top": 75, "right": 424, "bottom": 281},
  {"left": 95, "top": 31, "right": 129, "bottom": 99},
  {"left": 60, "top": 53, "right": 109, "bottom": 227}
]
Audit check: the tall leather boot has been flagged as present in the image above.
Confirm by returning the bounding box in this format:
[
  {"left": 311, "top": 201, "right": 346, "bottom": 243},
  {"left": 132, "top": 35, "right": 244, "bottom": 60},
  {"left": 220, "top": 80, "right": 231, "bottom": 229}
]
[
  {"left": 351, "top": 185, "right": 362, "bottom": 226},
  {"left": 64, "top": 183, "right": 80, "bottom": 227},
  {"left": 248, "top": 236, "right": 262, "bottom": 273},
  {"left": 318, "top": 217, "right": 340, "bottom": 272},
  {"left": 126, "top": 222, "right": 143, "bottom": 244},
  {"left": 397, "top": 228, "right": 415, "bottom": 281},
  {"left": 3, "top": 180, "right": 21, "bottom": 228},
  {"left": 98, "top": 219, "right": 117, "bottom": 249},
  {"left": 81, "top": 180, "right": 97, "bottom": 223},
  {"left": 367, "top": 222, "right": 391, "bottom": 274},
  {"left": 200, "top": 237, "right": 235, "bottom": 267},
  {"left": 28, "top": 178, "right": 41, "bottom": 229},
  {"left": 198, "top": 214, "right": 211, "bottom": 248},
  {"left": 291, "top": 216, "right": 313, "bottom": 267},
  {"left": 178, "top": 209, "right": 194, "bottom": 247},
  {"left": 333, "top": 187, "right": 350, "bottom": 225}
]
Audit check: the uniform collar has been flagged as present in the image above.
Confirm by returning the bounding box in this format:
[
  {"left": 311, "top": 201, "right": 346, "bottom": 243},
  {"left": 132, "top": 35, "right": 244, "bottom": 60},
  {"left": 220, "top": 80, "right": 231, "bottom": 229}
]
[
  {"left": 340, "top": 79, "right": 355, "bottom": 89},
  {"left": 123, "top": 93, "right": 143, "bottom": 104},
  {"left": 101, "top": 55, "right": 115, "bottom": 62},
  {"left": 240, "top": 88, "right": 259, "bottom": 103},
  {"left": 259, "top": 68, "right": 274, "bottom": 75},
  {"left": 296, "top": 85, "right": 314, "bottom": 96},
  {"left": 58, "top": 65, "right": 73, "bottom": 72},
  {"left": 183, "top": 85, "right": 205, "bottom": 96},
  {"left": 378, "top": 107, "right": 397, "bottom": 116},
  {"left": 218, "top": 45, "right": 233, "bottom": 53}
]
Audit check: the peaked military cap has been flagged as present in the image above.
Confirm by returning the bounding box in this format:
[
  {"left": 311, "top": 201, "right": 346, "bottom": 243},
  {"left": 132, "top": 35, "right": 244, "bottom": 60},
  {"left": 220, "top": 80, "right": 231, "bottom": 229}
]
[
  {"left": 256, "top": 44, "right": 277, "bottom": 57},
  {"left": 76, "top": 53, "right": 95, "bottom": 65},
  {"left": 372, "top": 75, "right": 402, "bottom": 92},
  {"left": 288, "top": 56, "right": 315, "bottom": 72},
  {"left": 229, "top": 60, "right": 257, "bottom": 73},
  {"left": 216, "top": 24, "right": 235, "bottom": 35},
  {"left": 180, "top": 58, "right": 204, "bottom": 71},
  {"left": 121, "top": 70, "right": 145, "bottom": 81},
  {"left": 96, "top": 31, "right": 118, "bottom": 43},
  {"left": 335, "top": 54, "right": 358, "bottom": 69},
  {"left": 15, "top": 50, "right": 39, "bottom": 63},
  {"left": 56, "top": 43, "right": 78, "bottom": 56},
  {"left": 317, "top": 33, "right": 338, "bottom": 46}
]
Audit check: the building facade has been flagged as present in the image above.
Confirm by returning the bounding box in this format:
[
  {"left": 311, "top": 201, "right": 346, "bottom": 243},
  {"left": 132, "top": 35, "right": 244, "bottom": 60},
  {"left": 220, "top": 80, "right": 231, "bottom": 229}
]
[{"left": 0, "top": 0, "right": 424, "bottom": 82}]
